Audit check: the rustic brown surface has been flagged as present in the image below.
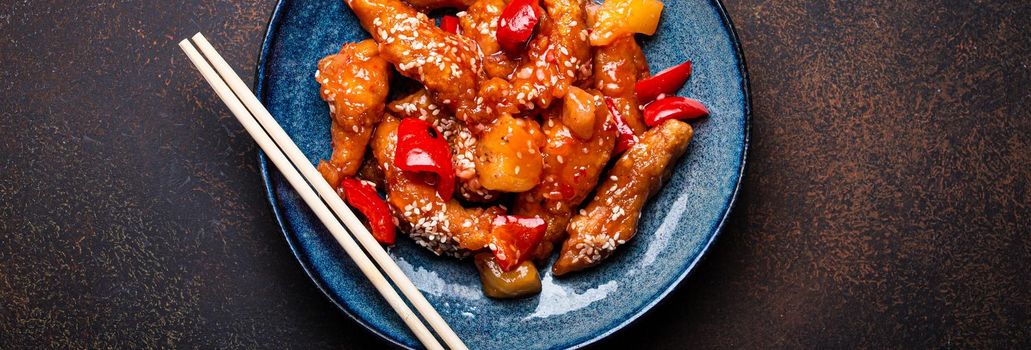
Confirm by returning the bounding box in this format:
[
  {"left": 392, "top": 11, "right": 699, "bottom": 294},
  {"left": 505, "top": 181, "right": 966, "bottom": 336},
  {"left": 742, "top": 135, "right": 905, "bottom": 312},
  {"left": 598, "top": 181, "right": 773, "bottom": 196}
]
[{"left": 1, "top": 0, "right": 1029, "bottom": 348}]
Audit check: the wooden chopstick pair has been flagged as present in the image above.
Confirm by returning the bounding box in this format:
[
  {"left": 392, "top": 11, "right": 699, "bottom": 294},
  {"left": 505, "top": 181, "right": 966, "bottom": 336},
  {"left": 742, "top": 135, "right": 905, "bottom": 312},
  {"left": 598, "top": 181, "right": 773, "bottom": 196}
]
[{"left": 179, "top": 33, "right": 467, "bottom": 350}]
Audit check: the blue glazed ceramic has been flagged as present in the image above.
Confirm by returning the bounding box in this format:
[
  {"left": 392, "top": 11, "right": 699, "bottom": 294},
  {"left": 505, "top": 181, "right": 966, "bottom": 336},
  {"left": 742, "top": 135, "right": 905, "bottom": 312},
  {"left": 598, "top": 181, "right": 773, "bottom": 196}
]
[{"left": 255, "top": 0, "right": 750, "bottom": 348}]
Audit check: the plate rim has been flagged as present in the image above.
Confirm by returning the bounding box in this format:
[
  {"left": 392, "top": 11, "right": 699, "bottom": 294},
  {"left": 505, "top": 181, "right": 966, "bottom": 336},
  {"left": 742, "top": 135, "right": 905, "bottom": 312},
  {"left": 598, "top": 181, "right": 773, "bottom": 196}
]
[{"left": 253, "top": 0, "right": 752, "bottom": 348}]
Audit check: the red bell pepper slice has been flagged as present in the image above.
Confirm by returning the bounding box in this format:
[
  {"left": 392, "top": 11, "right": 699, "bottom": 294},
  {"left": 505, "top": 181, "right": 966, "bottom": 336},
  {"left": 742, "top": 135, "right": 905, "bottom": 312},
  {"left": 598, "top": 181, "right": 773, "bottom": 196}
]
[
  {"left": 490, "top": 215, "right": 547, "bottom": 271},
  {"left": 643, "top": 96, "right": 709, "bottom": 126},
  {"left": 635, "top": 60, "right": 692, "bottom": 104},
  {"left": 340, "top": 178, "right": 396, "bottom": 245},
  {"left": 440, "top": 15, "right": 460, "bottom": 34},
  {"left": 394, "top": 118, "right": 456, "bottom": 201},
  {"left": 605, "top": 97, "right": 639, "bottom": 154},
  {"left": 496, "top": 0, "right": 541, "bottom": 54}
]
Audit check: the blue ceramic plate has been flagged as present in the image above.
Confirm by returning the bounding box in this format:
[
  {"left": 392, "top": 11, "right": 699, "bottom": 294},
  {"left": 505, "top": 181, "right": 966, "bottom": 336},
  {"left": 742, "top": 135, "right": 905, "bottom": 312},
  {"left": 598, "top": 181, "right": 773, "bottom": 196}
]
[{"left": 256, "top": 0, "right": 749, "bottom": 348}]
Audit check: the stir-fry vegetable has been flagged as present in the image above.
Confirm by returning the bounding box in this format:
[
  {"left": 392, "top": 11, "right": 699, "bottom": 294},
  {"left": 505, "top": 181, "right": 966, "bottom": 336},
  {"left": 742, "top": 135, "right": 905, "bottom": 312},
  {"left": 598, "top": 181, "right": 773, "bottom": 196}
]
[
  {"left": 589, "top": 0, "right": 664, "bottom": 46},
  {"left": 643, "top": 96, "right": 709, "bottom": 126},
  {"left": 440, "top": 15, "right": 460, "bottom": 34},
  {"left": 496, "top": 0, "right": 542, "bottom": 54},
  {"left": 476, "top": 115, "right": 545, "bottom": 192},
  {"left": 490, "top": 215, "right": 547, "bottom": 271},
  {"left": 339, "top": 178, "right": 396, "bottom": 245},
  {"left": 635, "top": 60, "right": 692, "bottom": 103},
  {"left": 474, "top": 253, "right": 542, "bottom": 298},
  {"left": 394, "top": 117, "right": 455, "bottom": 201}
]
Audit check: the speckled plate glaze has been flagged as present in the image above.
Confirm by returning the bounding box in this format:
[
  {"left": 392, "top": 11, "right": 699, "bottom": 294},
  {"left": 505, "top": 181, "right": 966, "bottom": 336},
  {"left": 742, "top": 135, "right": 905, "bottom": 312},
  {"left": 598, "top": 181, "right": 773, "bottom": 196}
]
[{"left": 255, "top": 0, "right": 749, "bottom": 348}]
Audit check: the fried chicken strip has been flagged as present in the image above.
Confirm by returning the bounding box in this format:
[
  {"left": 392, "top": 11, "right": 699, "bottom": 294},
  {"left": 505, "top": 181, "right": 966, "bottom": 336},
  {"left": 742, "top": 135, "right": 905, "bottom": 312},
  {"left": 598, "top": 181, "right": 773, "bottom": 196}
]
[
  {"left": 553, "top": 119, "right": 693, "bottom": 275},
  {"left": 371, "top": 116, "right": 504, "bottom": 257},
  {"left": 344, "top": 0, "right": 494, "bottom": 129},
  {"left": 315, "top": 40, "right": 392, "bottom": 187}
]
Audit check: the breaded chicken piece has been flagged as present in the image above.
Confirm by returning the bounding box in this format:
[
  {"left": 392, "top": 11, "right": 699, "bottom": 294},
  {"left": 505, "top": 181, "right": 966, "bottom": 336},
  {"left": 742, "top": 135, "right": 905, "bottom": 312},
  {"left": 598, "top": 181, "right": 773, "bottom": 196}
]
[
  {"left": 319, "top": 122, "right": 376, "bottom": 187},
  {"left": 403, "top": 0, "right": 475, "bottom": 11},
  {"left": 593, "top": 36, "right": 649, "bottom": 134},
  {"left": 344, "top": 0, "right": 494, "bottom": 129},
  {"left": 514, "top": 102, "right": 616, "bottom": 260},
  {"left": 553, "top": 119, "right": 693, "bottom": 275},
  {"left": 458, "top": 0, "right": 520, "bottom": 79},
  {"left": 371, "top": 116, "right": 505, "bottom": 257},
  {"left": 315, "top": 40, "right": 391, "bottom": 187},
  {"left": 386, "top": 88, "right": 444, "bottom": 121},
  {"left": 387, "top": 90, "right": 501, "bottom": 202},
  {"left": 507, "top": 0, "right": 592, "bottom": 111}
]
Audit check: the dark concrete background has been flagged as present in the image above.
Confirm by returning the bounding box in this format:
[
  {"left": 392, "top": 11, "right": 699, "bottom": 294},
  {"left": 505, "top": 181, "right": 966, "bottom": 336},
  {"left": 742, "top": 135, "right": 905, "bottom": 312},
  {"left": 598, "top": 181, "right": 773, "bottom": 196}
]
[{"left": 1, "top": 0, "right": 1028, "bottom": 348}]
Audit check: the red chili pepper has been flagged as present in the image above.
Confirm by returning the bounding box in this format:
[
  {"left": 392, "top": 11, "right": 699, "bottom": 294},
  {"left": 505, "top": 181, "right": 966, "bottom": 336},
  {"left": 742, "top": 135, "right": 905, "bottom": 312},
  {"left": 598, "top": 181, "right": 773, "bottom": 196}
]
[
  {"left": 496, "top": 0, "right": 541, "bottom": 55},
  {"left": 605, "top": 97, "right": 639, "bottom": 154},
  {"left": 340, "top": 178, "right": 396, "bottom": 245},
  {"left": 635, "top": 60, "right": 692, "bottom": 104},
  {"left": 440, "top": 15, "right": 460, "bottom": 34},
  {"left": 394, "top": 118, "right": 455, "bottom": 201},
  {"left": 490, "top": 215, "right": 547, "bottom": 271},
  {"left": 643, "top": 96, "right": 709, "bottom": 126}
]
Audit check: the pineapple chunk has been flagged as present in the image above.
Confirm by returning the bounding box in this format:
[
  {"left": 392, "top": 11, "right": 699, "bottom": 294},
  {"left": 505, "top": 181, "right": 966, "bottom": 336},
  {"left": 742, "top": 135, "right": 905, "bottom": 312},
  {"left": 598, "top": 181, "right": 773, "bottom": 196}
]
[
  {"left": 589, "top": 0, "right": 664, "bottom": 46},
  {"left": 474, "top": 253, "right": 542, "bottom": 299},
  {"left": 476, "top": 115, "right": 545, "bottom": 192}
]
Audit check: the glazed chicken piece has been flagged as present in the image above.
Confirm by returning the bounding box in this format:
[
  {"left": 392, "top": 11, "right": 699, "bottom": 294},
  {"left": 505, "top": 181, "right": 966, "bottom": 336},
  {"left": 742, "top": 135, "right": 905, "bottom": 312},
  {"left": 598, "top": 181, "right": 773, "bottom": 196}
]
[
  {"left": 371, "top": 116, "right": 505, "bottom": 257},
  {"left": 458, "top": 0, "right": 520, "bottom": 79},
  {"left": 507, "top": 0, "right": 592, "bottom": 111},
  {"left": 552, "top": 119, "right": 693, "bottom": 275},
  {"left": 403, "top": 0, "right": 475, "bottom": 11},
  {"left": 319, "top": 123, "right": 375, "bottom": 188},
  {"left": 513, "top": 93, "right": 616, "bottom": 260},
  {"left": 386, "top": 88, "right": 438, "bottom": 119},
  {"left": 593, "top": 36, "right": 649, "bottom": 134},
  {"left": 315, "top": 40, "right": 392, "bottom": 187},
  {"left": 344, "top": 0, "right": 495, "bottom": 130},
  {"left": 387, "top": 90, "right": 501, "bottom": 202}
]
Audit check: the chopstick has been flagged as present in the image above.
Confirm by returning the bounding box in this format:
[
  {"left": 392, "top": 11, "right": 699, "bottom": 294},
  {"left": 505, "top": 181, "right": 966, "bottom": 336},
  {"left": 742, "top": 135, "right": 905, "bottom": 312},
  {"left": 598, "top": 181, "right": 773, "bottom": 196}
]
[
  {"left": 187, "top": 32, "right": 467, "bottom": 350},
  {"left": 179, "top": 34, "right": 467, "bottom": 350}
]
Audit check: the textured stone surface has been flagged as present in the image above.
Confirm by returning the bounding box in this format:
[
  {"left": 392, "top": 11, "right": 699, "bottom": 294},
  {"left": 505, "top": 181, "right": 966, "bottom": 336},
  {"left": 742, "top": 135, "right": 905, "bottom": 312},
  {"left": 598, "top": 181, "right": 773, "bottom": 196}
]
[{"left": 0, "top": 0, "right": 1028, "bottom": 348}]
